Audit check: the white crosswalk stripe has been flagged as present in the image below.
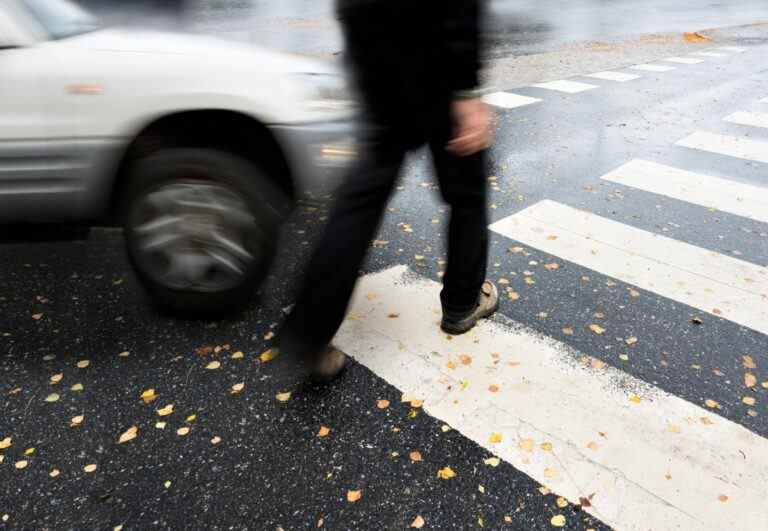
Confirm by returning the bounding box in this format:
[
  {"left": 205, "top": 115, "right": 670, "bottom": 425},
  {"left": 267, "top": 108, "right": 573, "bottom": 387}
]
[
  {"left": 693, "top": 51, "right": 728, "bottom": 58},
  {"left": 761, "top": 97, "right": 768, "bottom": 103},
  {"left": 663, "top": 57, "right": 705, "bottom": 64},
  {"left": 336, "top": 266, "right": 768, "bottom": 531},
  {"left": 584, "top": 71, "right": 641, "bottom": 82},
  {"left": 489, "top": 200, "right": 768, "bottom": 335},
  {"left": 532, "top": 80, "right": 599, "bottom": 93},
  {"left": 717, "top": 46, "right": 747, "bottom": 53},
  {"left": 723, "top": 111, "right": 768, "bottom": 129},
  {"left": 600, "top": 159, "right": 768, "bottom": 223},
  {"left": 676, "top": 131, "right": 768, "bottom": 164},
  {"left": 630, "top": 64, "right": 676, "bottom": 72},
  {"left": 482, "top": 92, "right": 542, "bottom": 109}
]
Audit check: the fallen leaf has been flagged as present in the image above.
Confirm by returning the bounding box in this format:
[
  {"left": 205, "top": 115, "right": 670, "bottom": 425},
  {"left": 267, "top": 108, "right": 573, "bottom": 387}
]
[
  {"left": 507, "top": 290, "right": 520, "bottom": 301},
  {"left": 544, "top": 263, "right": 560, "bottom": 270},
  {"left": 489, "top": 432, "right": 502, "bottom": 444},
  {"left": 484, "top": 457, "right": 500, "bottom": 467},
  {"left": 684, "top": 31, "right": 710, "bottom": 42},
  {"left": 140, "top": 389, "right": 157, "bottom": 404},
  {"left": 437, "top": 466, "right": 456, "bottom": 479},
  {"left": 346, "top": 490, "right": 362, "bottom": 503},
  {"left": 15, "top": 460, "right": 28, "bottom": 469},
  {"left": 164, "top": 480, "right": 172, "bottom": 489},
  {"left": 579, "top": 496, "right": 593, "bottom": 508},
  {"left": 718, "top": 494, "right": 728, "bottom": 502},
  {"left": 276, "top": 392, "right": 292, "bottom": 402},
  {"left": 619, "top": 354, "right": 629, "bottom": 361},
  {"left": 71, "top": 383, "right": 84, "bottom": 392},
  {"left": 155, "top": 422, "right": 166, "bottom": 429},
  {"left": 231, "top": 382, "right": 245, "bottom": 394},
  {"left": 540, "top": 442, "right": 553, "bottom": 452},
  {"left": 556, "top": 497, "right": 568, "bottom": 508},
  {"left": 376, "top": 399, "right": 390, "bottom": 409},
  {"left": 519, "top": 439, "right": 534, "bottom": 452},
  {"left": 590, "top": 357, "right": 606, "bottom": 370},
  {"left": 762, "top": 381, "right": 768, "bottom": 389},
  {"left": 76, "top": 360, "right": 90, "bottom": 369},
  {"left": 546, "top": 235, "right": 558, "bottom": 241},
  {"left": 562, "top": 327, "right": 574, "bottom": 336},
  {"left": 318, "top": 426, "right": 331, "bottom": 438},
  {"left": 0, "top": 437, "right": 11, "bottom": 449},
  {"left": 538, "top": 486, "right": 551, "bottom": 495},
  {"left": 478, "top": 485, "right": 485, "bottom": 494},
  {"left": 70, "top": 415, "right": 84, "bottom": 427},
  {"left": 667, "top": 424, "right": 681, "bottom": 434},
  {"left": 551, "top": 514, "right": 566, "bottom": 527},
  {"left": 441, "top": 425, "right": 451, "bottom": 433},
  {"left": 625, "top": 336, "right": 638, "bottom": 346},
  {"left": 157, "top": 404, "right": 174, "bottom": 416},
  {"left": 211, "top": 436, "right": 222, "bottom": 444},
  {"left": 410, "top": 515, "right": 425, "bottom": 529},
  {"left": 505, "top": 516, "right": 513, "bottom": 523},
  {"left": 705, "top": 399, "right": 720, "bottom": 409},
  {"left": 32, "top": 313, "right": 43, "bottom": 320},
  {"left": 742, "top": 396, "right": 756, "bottom": 406},
  {"left": 747, "top": 409, "right": 758, "bottom": 417},
  {"left": 195, "top": 345, "right": 214, "bottom": 356},
  {"left": 410, "top": 399, "right": 424, "bottom": 408},
  {"left": 488, "top": 384, "right": 500, "bottom": 393},
  {"left": 83, "top": 464, "right": 97, "bottom": 473},
  {"left": 50, "top": 469, "right": 60, "bottom": 478},
  {"left": 387, "top": 313, "right": 400, "bottom": 318},
  {"left": 177, "top": 427, "right": 190, "bottom": 436},
  {"left": 186, "top": 414, "right": 196, "bottom": 422},
  {"left": 544, "top": 468, "right": 556, "bottom": 478},
  {"left": 118, "top": 351, "right": 130, "bottom": 358},
  {"left": 588, "top": 324, "right": 606, "bottom": 335},
  {"left": 260, "top": 348, "right": 278, "bottom": 363},
  {"left": 409, "top": 451, "right": 423, "bottom": 462},
  {"left": 45, "top": 393, "right": 60, "bottom": 403},
  {"left": 118, "top": 426, "right": 138, "bottom": 444},
  {"left": 459, "top": 354, "right": 473, "bottom": 365},
  {"left": 628, "top": 288, "right": 640, "bottom": 298},
  {"left": 745, "top": 373, "right": 757, "bottom": 388},
  {"left": 742, "top": 355, "right": 756, "bottom": 369},
  {"left": 50, "top": 373, "right": 63, "bottom": 384},
  {"left": 205, "top": 360, "right": 221, "bottom": 370},
  {"left": 700, "top": 417, "right": 714, "bottom": 425},
  {"left": 24, "top": 448, "right": 35, "bottom": 456},
  {"left": 446, "top": 360, "right": 457, "bottom": 370},
  {"left": 231, "top": 351, "right": 244, "bottom": 359},
  {"left": 629, "top": 394, "right": 641, "bottom": 404}
]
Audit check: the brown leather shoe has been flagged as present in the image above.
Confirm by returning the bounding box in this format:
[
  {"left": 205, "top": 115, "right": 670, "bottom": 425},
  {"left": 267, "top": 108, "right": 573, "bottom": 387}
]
[
  {"left": 441, "top": 281, "right": 499, "bottom": 335},
  {"left": 309, "top": 346, "right": 348, "bottom": 384}
]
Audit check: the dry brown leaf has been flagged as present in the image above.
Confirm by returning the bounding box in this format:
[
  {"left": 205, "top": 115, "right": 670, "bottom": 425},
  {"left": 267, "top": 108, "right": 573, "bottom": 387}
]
[
  {"left": 459, "top": 354, "right": 473, "bottom": 365},
  {"left": 260, "top": 348, "right": 278, "bottom": 363},
  {"left": 705, "top": 399, "right": 720, "bottom": 409},
  {"left": 544, "top": 263, "right": 560, "bottom": 271},
  {"left": 70, "top": 415, "right": 84, "bottom": 427},
  {"left": 118, "top": 426, "right": 138, "bottom": 444},
  {"left": 446, "top": 360, "right": 457, "bottom": 370},
  {"left": 140, "top": 389, "right": 157, "bottom": 404},
  {"left": 76, "top": 360, "right": 90, "bottom": 369},
  {"left": 409, "top": 451, "right": 423, "bottom": 462},
  {"left": 718, "top": 494, "right": 728, "bottom": 502},
  {"left": 177, "top": 427, "right": 190, "bottom": 436},
  {"left": 551, "top": 515, "right": 566, "bottom": 527},
  {"left": 507, "top": 290, "right": 521, "bottom": 301},
  {"left": 684, "top": 31, "right": 710, "bottom": 42},
  {"left": 745, "top": 373, "right": 757, "bottom": 388},
  {"left": 318, "top": 426, "right": 331, "bottom": 438},
  {"left": 589, "top": 324, "right": 606, "bottom": 335},
  {"left": 519, "top": 439, "right": 534, "bottom": 452},
  {"left": 586, "top": 441, "right": 599, "bottom": 451},
  {"left": 45, "top": 393, "right": 60, "bottom": 403},
  {"left": 590, "top": 357, "right": 606, "bottom": 370},
  {"left": 562, "top": 327, "right": 574, "bottom": 336},
  {"left": 410, "top": 399, "right": 424, "bottom": 408},
  {"left": 157, "top": 404, "right": 174, "bottom": 416},
  {"left": 205, "top": 360, "right": 221, "bottom": 370},
  {"left": 231, "top": 382, "right": 245, "bottom": 395},
  {"left": 437, "top": 466, "right": 456, "bottom": 479},
  {"left": 276, "top": 392, "right": 292, "bottom": 402},
  {"left": 410, "top": 515, "right": 425, "bottom": 529},
  {"left": 84, "top": 464, "right": 97, "bottom": 473},
  {"left": 629, "top": 288, "right": 640, "bottom": 298},
  {"left": 50, "top": 373, "right": 63, "bottom": 384},
  {"left": 346, "top": 490, "right": 362, "bottom": 503},
  {"left": 376, "top": 399, "right": 390, "bottom": 409},
  {"left": 488, "top": 384, "right": 500, "bottom": 393},
  {"left": 489, "top": 432, "right": 502, "bottom": 444},
  {"left": 700, "top": 417, "right": 714, "bottom": 425}
]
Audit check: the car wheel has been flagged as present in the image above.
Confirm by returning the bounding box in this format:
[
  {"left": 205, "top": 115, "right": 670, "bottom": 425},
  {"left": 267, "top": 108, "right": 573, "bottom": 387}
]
[{"left": 122, "top": 148, "right": 291, "bottom": 317}]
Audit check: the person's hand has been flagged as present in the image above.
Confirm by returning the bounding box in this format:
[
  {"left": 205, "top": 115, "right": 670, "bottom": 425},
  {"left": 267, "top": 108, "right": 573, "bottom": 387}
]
[{"left": 447, "top": 98, "right": 493, "bottom": 157}]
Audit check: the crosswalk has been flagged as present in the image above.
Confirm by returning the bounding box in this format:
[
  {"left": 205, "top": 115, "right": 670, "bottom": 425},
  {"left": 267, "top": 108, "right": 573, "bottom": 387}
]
[{"left": 344, "top": 52, "right": 767, "bottom": 531}]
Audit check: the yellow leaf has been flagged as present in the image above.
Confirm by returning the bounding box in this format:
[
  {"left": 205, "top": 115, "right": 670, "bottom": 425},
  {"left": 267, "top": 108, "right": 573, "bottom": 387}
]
[
  {"left": 743, "top": 396, "right": 756, "bottom": 406},
  {"left": 276, "top": 392, "right": 292, "bottom": 402},
  {"left": 762, "top": 381, "right": 768, "bottom": 389},
  {"left": 177, "top": 427, "right": 190, "bottom": 436},
  {"left": 489, "top": 432, "right": 502, "bottom": 444},
  {"left": 437, "top": 466, "right": 456, "bottom": 480},
  {"left": 118, "top": 426, "right": 138, "bottom": 444},
  {"left": 318, "top": 426, "right": 331, "bottom": 438},
  {"left": 551, "top": 514, "right": 566, "bottom": 527},
  {"left": 745, "top": 373, "right": 757, "bottom": 388},
  {"left": 205, "top": 360, "right": 221, "bottom": 370},
  {"left": 742, "top": 355, "right": 756, "bottom": 369},
  {"left": 629, "top": 394, "right": 641, "bottom": 404},
  {"left": 71, "top": 383, "right": 84, "bottom": 392},
  {"left": 619, "top": 354, "right": 629, "bottom": 361},
  {"left": 346, "top": 490, "right": 362, "bottom": 503},
  {"left": 157, "top": 404, "right": 174, "bottom": 416},
  {"left": 164, "top": 480, "right": 172, "bottom": 489},
  {"left": 409, "top": 451, "right": 422, "bottom": 462},
  {"left": 24, "top": 448, "right": 35, "bottom": 456},
  {"left": 70, "top": 415, "right": 84, "bottom": 427},
  {"left": 186, "top": 414, "right": 196, "bottom": 422},
  {"left": 376, "top": 399, "right": 390, "bottom": 409},
  {"left": 460, "top": 379, "right": 469, "bottom": 391},
  {"left": 76, "top": 360, "right": 90, "bottom": 369},
  {"left": 441, "top": 425, "right": 451, "bottom": 433},
  {"left": 519, "top": 438, "right": 534, "bottom": 452},
  {"left": 408, "top": 409, "right": 418, "bottom": 418},
  {"left": 590, "top": 357, "right": 606, "bottom": 370},
  {"left": 507, "top": 290, "right": 520, "bottom": 301},
  {"left": 155, "top": 422, "right": 166, "bottom": 429},
  {"left": 83, "top": 464, "right": 97, "bottom": 473},
  {"left": 260, "top": 348, "right": 278, "bottom": 363},
  {"left": 0, "top": 437, "right": 11, "bottom": 449},
  {"left": 588, "top": 324, "right": 605, "bottom": 335},
  {"left": 15, "top": 460, "right": 28, "bottom": 470},
  {"left": 544, "top": 467, "right": 556, "bottom": 478},
  {"left": 484, "top": 457, "right": 500, "bottom": 467},
  {"left": 45, "top": 393, "right": 60, "bottom": 403},
  {"left": 231, "top": 382, "right": 245, "bottom": 394},
  {"left": 50, "top": 373, "right": 63, "bottom": 384},
  {"left": 705, "top": 399, "right": 720, "bottom": 409},
  {"left": 667, "top": 424, "right": 681, "bottom": 434},
  {"left": 211, "top": 436, "right": 222, "bottom": 444},
  {"left": 540, "top": 442, "right": 553, "bottom": 452},
  {"left": 446, "top": 360, "right": 457, "bottom": 370},
  {"left": 231, "top": 351, "right": 244, "bottom": 359},
  {"left": 556, "top": 497, "right": 568, "bottom": 508},
  {"left": 410, "top": 515, "right": 425, "bottom": 529},
  {"left": 140, "top": 389, "right": 157, "bottom": 404},
  {"left": 625, "top": 337, "right": 638, "bottom": 346}
]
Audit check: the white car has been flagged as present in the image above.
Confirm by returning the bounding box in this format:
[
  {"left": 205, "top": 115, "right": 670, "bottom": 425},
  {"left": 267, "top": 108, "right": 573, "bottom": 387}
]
[{"left": 0, "top": 0, "right": 356, "bottom": 315}]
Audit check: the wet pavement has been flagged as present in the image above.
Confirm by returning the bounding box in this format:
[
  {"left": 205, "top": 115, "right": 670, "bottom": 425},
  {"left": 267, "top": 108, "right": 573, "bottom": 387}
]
[{"left": 3, "top": 2, "right": 768, "bottom": 530}]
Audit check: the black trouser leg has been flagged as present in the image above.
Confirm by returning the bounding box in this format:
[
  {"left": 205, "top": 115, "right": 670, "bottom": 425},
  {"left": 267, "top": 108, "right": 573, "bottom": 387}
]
[
  {"left": 430, "top": 137, "right": 489, "bottom": 315},
  {"left": 281, "top": 140, "right": 406, "bottom": 360}
]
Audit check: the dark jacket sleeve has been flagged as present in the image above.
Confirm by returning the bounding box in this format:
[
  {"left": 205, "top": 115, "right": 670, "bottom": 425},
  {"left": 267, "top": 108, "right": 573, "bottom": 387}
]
[{"left": 442, "top": 0, "right": 483, "bottom": 93}]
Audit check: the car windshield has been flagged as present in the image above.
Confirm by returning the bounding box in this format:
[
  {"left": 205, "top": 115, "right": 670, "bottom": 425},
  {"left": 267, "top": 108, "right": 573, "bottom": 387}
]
[{"left": 21, "top": 0, "right": 99, "bottom": 40}]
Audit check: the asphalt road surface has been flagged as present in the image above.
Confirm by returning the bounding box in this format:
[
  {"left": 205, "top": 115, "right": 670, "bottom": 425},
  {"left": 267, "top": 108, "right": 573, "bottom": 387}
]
[{"left": 2, "top": 3, "right": 768, "bottom": 531}]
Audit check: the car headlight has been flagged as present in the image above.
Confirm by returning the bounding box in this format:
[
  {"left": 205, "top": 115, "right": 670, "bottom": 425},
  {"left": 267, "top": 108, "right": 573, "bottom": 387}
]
[{"left": 287, "top": 73, "right": 357, "bottom": 113}]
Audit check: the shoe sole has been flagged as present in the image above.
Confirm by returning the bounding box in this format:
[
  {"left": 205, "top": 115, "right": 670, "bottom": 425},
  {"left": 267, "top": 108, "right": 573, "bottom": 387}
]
[{"left": 440, "top": 299, "right": 500, "bottom": 335}]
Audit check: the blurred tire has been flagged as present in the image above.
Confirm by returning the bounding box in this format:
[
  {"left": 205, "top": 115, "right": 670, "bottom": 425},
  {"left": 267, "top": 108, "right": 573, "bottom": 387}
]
[{"left": 122, "top": 148, "right": 290, "bottom": 317}]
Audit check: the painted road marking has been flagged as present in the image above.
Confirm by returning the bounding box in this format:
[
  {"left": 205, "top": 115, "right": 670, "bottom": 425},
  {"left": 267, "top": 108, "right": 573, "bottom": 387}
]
[
  {"left": 676, "top": 131, "right": 768, "bottom": 164},
  {"left": 532, "top": 80, "right": 599, "bottom": 94},
  {"left": 600, "top": 159, "right": 768, "bottom": 224},
  {"left": 489, "top": 200, "right": 768, "bottom": 335},
  {"left": 693, "top": 52, "right": 727, "bottom": 58},
  {"left": 723, "top": 111, "right": 768, "bottom": 129},
  {"left": 717, "top": 46, "right": 747, "bottom": 53},
  {"left": 584, "top": 71, "right": 640, "bottom": 82},
  {"left": 630, "top": 64, "right": 676, "bottom": 72},
  {"left": 663, "top": 57, "right": 705, "bottom": 64},
  {"left": 482, "top": 92, "right": 542, "bottom": 109},
  {"left": 336, "top": 266, "right": 768, "bottom": 531},
  {"left": 760, "top": 97, "right": 768, "bottom": 103}
]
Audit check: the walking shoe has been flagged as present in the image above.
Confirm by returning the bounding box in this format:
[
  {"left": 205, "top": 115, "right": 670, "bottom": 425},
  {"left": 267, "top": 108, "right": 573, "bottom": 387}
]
[
  {"left": 440, "top": 281, "right": 499, "bottom": 335},
  {"left": 309, "top": 346, "right": 348, "bottom": 384}
]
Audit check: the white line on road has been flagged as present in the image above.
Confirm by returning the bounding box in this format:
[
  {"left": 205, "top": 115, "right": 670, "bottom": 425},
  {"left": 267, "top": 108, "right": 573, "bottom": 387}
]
[
  {"left": 693, "top": 51, "right": 728, "bottom": 58},
  {"left": 717, "top": 46, "right": 747, "bottom": 53},
  {"left": 584, "top": 71, "right": 640, "bottom": 82},
  {"left": 676, "top": 131, "right": 768, "bottom": 164},
  {"left": 532, "top": 80, "right": 599, "bottom": 94},
  {"left": 482, "top": 92, "right": 542, "bottom": 109},
  {"left": 489, "top": 200, "right": 768, "bottom": 335},
  {"left": 630, "top": 64, "right": 676, "bottom": 72},
  {"left": 663, "top": 57, "right": 706, "bottom": 64},
  {"left": 600, "top": 159, "right": 768, "bottom": 224},
  {"left": 761, "top": 97, "right": 768, "bottom": 103},
  {"left": 336, "top": 266, "right": 768, "bottom": 531},
  {"left": 723, "top": 111, "right": 768, "bottom": 129}
]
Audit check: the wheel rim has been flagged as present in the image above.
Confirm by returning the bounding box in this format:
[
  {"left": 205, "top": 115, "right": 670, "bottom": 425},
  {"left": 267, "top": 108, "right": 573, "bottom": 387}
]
[{"left": 128, "top": 181, "right": 264, "bottom": 293}]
